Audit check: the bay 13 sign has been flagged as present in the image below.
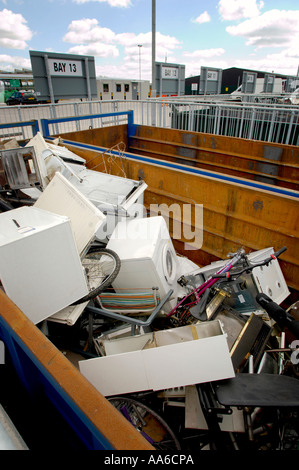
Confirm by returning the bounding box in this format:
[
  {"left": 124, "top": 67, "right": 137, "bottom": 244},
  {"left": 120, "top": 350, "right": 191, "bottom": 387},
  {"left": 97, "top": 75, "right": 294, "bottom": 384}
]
[
  {"left": 162, "top": 66, "right": 179, "bottom": 80},
  {"left": 30, "top": 51, "right": 97, "bottom": 102},
  {"left": 48, "top": 59, "right": 83, "bottom": 76}
]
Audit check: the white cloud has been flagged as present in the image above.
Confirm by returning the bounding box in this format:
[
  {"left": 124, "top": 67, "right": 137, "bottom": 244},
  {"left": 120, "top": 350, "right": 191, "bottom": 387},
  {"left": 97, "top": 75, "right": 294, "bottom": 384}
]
[
  {"left": 72, "top": 0, "right": 132, "bottom": 7},
  {"left": 117, "top": 31, "right": 181, "bottom": 51},
  {"left": 184, "top": 48, "right": 225, "bottom": 58},
  {"left": 115, "top": 32, "right": 181, "bottom": 79},
  {"left": 192, "top": 11, "right": 211, "bottom": 24},
  {"left": 0, "top": 54, "right": 31, "bottom": 71},
  {"left": 185, "top": 59, "right": 229, "bottom": 78},
  {"left": 183, "top": 49, "right": 226, "bottom": 77},
  {"left": 264, "top": 50, "right": 299, "bottom": 76},
  {"left": 96, "top": 55, "right": 153, "bottom": 80},
  {"left": 95, "top": 64, "right": 133, "bottom": 79},
  {"left": 234, "top": 53, "right": 298, "bottom": 77},
  {"left": 0, "top": 9, "right": 34, "bottom": 49},
  {"left": 226, "top": 10, "right": 299, "bottom": 49},
  {"left": 218, "top": 0, "right": 264, "bottom": 20},
  {"left": 64, "top": 19, "right": 116, "bottom": 44},
  {"left": 68, "top": 44, "right": 119, "bottom": 57},
  {"left": 64, "top": 18, "right": 181, "bottom": 70},
  {"left": 62, "top": 15, "right": 182, "bottom": 79}
]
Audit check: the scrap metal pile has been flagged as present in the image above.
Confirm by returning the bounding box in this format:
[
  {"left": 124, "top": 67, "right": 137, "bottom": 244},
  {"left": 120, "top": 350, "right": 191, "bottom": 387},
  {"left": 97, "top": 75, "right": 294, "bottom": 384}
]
[{"left": 0, "top": 134, "right": 299, "bottom": 450}]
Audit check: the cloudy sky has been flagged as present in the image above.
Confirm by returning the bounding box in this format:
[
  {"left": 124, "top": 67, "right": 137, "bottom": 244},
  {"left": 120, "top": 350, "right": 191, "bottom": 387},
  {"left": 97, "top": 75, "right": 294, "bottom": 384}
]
[{"left": 0, "top": 0, "right": 298, "bottom": 80}]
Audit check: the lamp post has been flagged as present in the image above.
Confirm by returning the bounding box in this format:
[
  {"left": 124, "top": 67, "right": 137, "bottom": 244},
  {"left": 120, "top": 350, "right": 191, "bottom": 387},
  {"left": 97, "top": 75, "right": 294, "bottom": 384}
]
[
  {"left": 138, "top": 44, "right": 142, "bottom": 100},
  {"left": 151, "top": 0, "right": 156, "bottom": 125},
  {"left": 152, "top": 0, "right": 156, "bottom": 98}
]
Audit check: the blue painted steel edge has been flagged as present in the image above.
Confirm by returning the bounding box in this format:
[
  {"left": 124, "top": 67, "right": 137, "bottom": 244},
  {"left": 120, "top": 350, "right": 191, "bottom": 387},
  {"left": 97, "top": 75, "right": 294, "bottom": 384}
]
[
  {"left": 0, "top": 120, "right": 39, "bottom": 136},
  {"left": 41, "top": 111, "right": 134, "bottom": 138},
  {"left": 0, "top": 314, "right": 114, "bottom": 450}
]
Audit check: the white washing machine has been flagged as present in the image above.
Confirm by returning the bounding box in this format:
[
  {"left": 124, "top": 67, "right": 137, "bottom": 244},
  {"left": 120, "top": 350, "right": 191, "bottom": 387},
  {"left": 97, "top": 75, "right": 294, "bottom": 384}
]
[{"left": 107, "top": 216, "right": 179, "bottom": 312}]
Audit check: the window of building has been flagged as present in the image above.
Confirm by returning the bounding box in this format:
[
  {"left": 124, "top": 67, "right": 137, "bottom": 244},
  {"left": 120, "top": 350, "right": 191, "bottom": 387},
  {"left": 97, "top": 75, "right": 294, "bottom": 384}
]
[
  {"left": 103, "top": 83, "right": 109, "bottom": 93},
  {"left": 116, "top": 84, "right": 121, "bottom": 92},
  {"left": 124, "top": 84, "right": 130, "bottom": 92}
]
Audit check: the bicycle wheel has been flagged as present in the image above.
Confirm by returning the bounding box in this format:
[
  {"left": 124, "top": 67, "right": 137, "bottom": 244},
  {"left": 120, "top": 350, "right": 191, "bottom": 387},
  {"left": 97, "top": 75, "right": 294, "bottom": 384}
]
[
  {"left": 108, "top": 396, "right": 181, "bottom": 450},
  {"left": 73, "top": 247, "right": 121, "bottom": 304}
]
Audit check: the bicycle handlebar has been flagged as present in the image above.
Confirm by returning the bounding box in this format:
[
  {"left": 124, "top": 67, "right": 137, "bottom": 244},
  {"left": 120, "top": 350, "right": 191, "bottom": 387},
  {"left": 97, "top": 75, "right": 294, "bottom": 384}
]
[
  {"left": 212, "top": 247, "right": 287, "bottom": 279},
  {"left": 256, "top": 293, "right": 299, "bottom": 339},
  {"left": 168, "top": 246, "right": 287, "bottom": 318},
  {"left": 273, "top": 246, "right": 287, "bottom": 258}
]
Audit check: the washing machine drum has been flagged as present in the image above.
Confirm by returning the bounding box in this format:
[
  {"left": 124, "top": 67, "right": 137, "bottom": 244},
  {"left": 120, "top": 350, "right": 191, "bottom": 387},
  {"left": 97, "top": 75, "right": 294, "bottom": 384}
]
[{"left": 162, "top": 244, "right": 177, "bottom": 285}]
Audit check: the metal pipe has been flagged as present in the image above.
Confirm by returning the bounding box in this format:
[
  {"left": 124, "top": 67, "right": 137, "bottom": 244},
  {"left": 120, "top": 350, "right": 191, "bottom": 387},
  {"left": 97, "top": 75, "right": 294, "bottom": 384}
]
[
  {"left": 138, "top": 44, "right": 142, "bottom": 100},
  {"left": 85, "top": 57, "right": 91, "bottom": 102}
]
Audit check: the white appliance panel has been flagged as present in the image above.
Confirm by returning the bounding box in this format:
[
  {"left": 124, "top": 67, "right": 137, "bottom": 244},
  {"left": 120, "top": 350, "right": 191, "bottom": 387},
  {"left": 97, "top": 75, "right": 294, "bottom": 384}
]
[
  {"left": 0, "top": 206, "right": 89, "bottom": 324},
  {"left": 34, "top": 172, "right": 106, "bottom": 255}
]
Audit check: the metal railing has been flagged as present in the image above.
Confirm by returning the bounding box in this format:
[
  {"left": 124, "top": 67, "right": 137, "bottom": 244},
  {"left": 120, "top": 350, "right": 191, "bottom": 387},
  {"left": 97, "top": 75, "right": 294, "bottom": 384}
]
[
  {"left": 168, "top": 102, "right": 299, "bottom": 144},
  {"left": 0, "top": 98, "right": 298, "bottom": 145}
]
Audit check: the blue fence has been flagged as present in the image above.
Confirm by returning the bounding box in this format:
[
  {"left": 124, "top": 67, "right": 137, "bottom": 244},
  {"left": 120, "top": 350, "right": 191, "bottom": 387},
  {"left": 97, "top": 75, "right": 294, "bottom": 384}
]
[
  {"left": 41, "top": 110, "right": 134, "bottom": 137},
  {"left": 0, "top": 120, "right": 39, "bottom": 141}
]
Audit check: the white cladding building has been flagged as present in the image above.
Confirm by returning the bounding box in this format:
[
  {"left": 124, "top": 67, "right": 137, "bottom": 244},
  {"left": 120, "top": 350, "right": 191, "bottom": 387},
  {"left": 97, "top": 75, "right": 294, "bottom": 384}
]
[{"left": 96, "top": 78, "right": 150, "bottom": 101}]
